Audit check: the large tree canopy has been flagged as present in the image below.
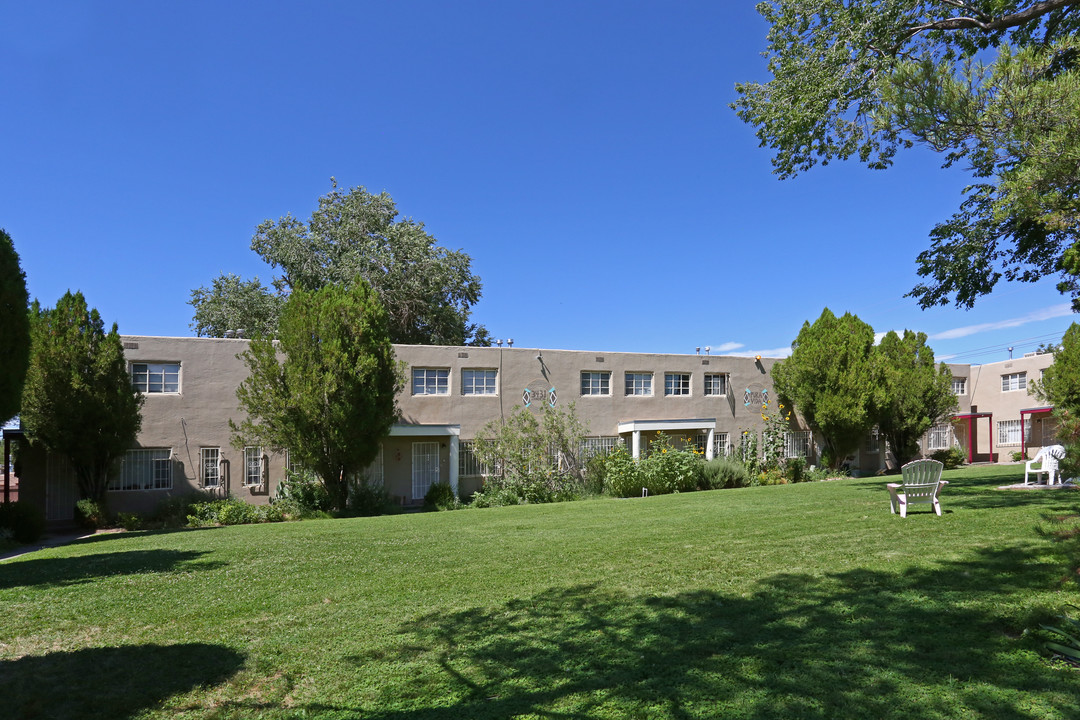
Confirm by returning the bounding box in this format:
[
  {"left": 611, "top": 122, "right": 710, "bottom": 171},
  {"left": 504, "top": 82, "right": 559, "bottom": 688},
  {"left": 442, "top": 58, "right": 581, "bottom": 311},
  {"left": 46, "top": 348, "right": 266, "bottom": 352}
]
[
  {"left": 873, "top": 330, "right": 957, "bottom": 466},
  {"left": 733, "top": 1, "right": 1080, "bottom": 309},
  {"left": 191, "top": 181, "right": 489, "bottom": 345},
  {"left": 0, "top": 229, "right": 30, "bottom": 424},
  {"left": 772, "top": 308, "right": 877, "bottom": 467},
  {"left": 21, "top": 291, "right": 143, "bottom": 505},
  {"left": 231, "top": 279, "right": 403, "bottom": 512}
]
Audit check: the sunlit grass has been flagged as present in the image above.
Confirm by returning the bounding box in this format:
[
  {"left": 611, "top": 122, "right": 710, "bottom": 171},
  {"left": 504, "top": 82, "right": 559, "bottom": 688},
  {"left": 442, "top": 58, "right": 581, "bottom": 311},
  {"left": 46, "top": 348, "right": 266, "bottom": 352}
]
[{"left": 2, "top": 464, "right": 1079, "bottom": 719}]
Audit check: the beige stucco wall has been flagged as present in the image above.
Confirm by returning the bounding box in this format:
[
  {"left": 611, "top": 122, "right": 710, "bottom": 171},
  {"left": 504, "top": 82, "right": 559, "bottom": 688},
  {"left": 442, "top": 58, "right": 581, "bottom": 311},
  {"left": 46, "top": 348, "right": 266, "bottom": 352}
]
[{"left": 967, "top": 353, "right": 1055, "bottom": 461}]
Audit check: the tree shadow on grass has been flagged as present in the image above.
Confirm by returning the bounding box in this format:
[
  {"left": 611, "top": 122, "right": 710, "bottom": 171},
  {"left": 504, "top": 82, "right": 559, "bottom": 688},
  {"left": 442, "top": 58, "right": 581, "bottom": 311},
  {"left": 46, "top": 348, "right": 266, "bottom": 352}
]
[
  {"left": 0, "top": 643, "right": 244, "bottom": 720},
  {"left": 336, "top": 545, "right": 1079, "bottom": 720},
  {"left": 0, "top": 549, "right": 225, "bottom": 590}
]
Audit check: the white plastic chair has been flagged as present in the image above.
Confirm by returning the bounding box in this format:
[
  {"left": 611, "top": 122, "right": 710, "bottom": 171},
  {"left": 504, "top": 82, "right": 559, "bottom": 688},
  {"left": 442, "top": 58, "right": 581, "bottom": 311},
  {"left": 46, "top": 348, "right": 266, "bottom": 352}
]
[
  {"left": 1025, "top": 444, "right": 1066, "bottom": 485},
  {"left": 888, "top": 459, "right": 947, "bottom": 518}
]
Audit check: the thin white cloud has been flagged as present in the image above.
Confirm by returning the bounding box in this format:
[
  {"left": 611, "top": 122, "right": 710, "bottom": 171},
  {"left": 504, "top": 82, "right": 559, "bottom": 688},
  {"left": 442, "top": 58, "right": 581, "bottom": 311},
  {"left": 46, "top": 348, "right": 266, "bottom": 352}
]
[
  {"left": 930, "top": 303, "right": 1074, "bottom": 340},
  {"left": 873, "top": 331, "right": 890, "bottom": 345},
  {"left": 712, "top": 342, "right": 744, "bottom": 353}
]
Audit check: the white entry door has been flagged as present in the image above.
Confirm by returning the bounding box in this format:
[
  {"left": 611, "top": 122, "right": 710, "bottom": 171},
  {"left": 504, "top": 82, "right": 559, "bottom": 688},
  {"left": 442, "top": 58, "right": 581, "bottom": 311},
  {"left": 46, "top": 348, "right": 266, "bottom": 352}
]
[{"left": 412, "top": 442, "right": 440, "bottom": 500}]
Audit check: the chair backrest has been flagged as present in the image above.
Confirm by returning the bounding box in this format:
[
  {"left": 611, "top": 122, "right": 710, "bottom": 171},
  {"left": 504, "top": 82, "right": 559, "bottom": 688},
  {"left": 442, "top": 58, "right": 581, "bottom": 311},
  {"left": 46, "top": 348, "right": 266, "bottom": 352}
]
[{"left": 901, "top": 459, "right": 944, "bottom": 488}]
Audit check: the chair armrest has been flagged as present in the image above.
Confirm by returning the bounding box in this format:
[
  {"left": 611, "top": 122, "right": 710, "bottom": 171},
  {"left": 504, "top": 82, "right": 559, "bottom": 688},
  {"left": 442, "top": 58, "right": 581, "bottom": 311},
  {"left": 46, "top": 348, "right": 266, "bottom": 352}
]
[{"left": 887, "top": 483, "right": 901, "bottom": 489}]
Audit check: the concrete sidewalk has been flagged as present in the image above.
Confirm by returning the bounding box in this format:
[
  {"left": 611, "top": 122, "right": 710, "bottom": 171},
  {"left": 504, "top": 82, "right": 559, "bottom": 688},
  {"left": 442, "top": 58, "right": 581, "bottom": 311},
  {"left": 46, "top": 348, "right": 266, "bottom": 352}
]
[{"left": 0, "top": 531, "right": 102, "bottom": 563}]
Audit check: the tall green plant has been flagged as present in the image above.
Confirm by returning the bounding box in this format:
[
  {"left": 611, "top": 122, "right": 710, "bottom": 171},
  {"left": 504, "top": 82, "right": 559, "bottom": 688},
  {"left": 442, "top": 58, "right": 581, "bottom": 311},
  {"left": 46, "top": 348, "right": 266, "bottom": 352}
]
[
  {"left": 1032, "top": 322, "right": 1080, "bottom": 479},
  {"left": 232, "top": 279, "right": 402, "bottom": 512},
  {"left": 873, "top": 330, "right": 958, "bottom": 466},
  {"left": 0, "top": 228, "right": 30, "bottom": 424},
  {"left": 772, "top": 308, "right": 876, "bottom": 468},
  {"left": 474, "top": 403, "right": 590, "bottom": 503},
  {"left": 21, "top": 291, "right": 143, "bottom": 505}
]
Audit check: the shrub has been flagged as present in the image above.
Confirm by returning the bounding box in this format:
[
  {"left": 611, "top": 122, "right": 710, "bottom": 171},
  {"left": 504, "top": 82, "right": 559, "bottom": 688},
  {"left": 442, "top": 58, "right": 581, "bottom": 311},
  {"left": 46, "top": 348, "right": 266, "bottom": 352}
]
[
  {"left": 786, "top": 457, "right": 807, "bottom": 483},
  {"left": 930, "top": 446, "right": 966, "bottom": 470},
  {"left": 702, "top": 457, "right": 751, "bottom": 489},
  {"left": 187, "top": 496, "right": 283, "bottom": 526},
  {"left": 348, "top": 479, "right": 394, "bottom": 517},
  {"left": 150, "top": 492, "right": 211, "bottom": 528},
  {"left": 0, "top": 501, "right": 46, "bottom": 544},
  {"left": 581, "top": 453, "right": 608, "bottom": 496},
  {"left": 423, "top": 482, "right": 460, "bottom": 511},
  {"left": 74, "top": 498, "right": 107, "bottom": 530},
  {"left": 603, "top": 447, "right": 641, "bottom": 498},
  {"left": 276, "top": 469, "right": 333, "bottom": 514},
  {"left": 117, "top": 512, "right": 142, "bottom": 531},
  {"left": 470, "top": 485, "right": 523, "bottom": 508},
  {"left": 1010, "top": 450, "right": 1026, "bottom": 462},
  {"left": 638, "top": 435, "right": 702, "bottom": 495}
]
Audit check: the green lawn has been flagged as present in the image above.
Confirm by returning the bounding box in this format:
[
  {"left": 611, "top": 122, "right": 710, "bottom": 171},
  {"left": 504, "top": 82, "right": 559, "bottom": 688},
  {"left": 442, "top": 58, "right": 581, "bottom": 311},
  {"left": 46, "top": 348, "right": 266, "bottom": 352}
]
[{"left": 2, "top": 465, "right": 1080, "bottom": 719}]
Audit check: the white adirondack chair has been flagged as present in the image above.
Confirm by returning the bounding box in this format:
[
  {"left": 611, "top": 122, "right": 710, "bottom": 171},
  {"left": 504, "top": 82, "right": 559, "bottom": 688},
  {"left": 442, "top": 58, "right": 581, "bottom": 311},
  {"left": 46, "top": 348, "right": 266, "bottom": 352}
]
[
  {"left": 1025, "top": 444, "right": 1066, "bottom": 485},
  {"left": 888, "top": 459, "right": 948, "bottom": 518}
]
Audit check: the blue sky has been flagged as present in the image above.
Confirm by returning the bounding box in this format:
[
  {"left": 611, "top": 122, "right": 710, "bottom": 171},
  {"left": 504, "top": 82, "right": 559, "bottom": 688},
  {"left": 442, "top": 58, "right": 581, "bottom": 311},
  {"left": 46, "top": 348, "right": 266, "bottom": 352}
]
[{"left": 1, "top": 2, "right": 1073, "bottom": 365}]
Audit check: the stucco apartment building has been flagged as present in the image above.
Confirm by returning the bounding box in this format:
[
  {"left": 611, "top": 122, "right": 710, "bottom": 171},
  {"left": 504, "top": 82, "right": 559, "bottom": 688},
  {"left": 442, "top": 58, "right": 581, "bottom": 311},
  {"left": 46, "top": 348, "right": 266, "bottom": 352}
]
[{"left": 3, "top": 336, "right": 1058, "bottom": 521}]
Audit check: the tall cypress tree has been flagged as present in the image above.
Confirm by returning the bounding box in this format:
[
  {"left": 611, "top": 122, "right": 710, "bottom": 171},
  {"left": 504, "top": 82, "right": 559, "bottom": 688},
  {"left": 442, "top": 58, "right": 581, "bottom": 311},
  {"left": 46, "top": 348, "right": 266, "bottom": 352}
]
[
  {"left": 0, "top": 229, "right": 30, "bottom": 424},
  {"left": 21, "top": 292, "right": 143, "bottom": 504}
]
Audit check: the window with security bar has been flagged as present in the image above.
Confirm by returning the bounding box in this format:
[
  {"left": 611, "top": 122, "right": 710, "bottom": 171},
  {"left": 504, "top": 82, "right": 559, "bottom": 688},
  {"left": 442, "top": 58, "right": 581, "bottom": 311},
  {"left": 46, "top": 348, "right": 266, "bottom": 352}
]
[
  {"left": 109, "top": 448, "right": 172, "bottom": 491},
  {"left": 784, "top": 431, "right": 811, "bottom": 459},
  {"left": 459, "top": 441, "right": 490, "bottom": 476},
  {"left": 579, "top": 436, "right": 622, "bottom": 459},
  {"left": 244, "top": 446, "right": 263, "bottom": 486},
  {"left": 201, "top": 447, "right": 220, "bottom": 488},
  {"left": 927, "top": 424, "right": 952, "bottom": 450}
]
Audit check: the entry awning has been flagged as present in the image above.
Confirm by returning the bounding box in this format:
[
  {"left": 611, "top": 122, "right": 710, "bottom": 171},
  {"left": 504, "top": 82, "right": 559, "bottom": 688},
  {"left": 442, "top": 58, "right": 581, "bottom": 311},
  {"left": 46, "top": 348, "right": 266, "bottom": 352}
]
[
  {"left": 617, "top": 418, "right": 716, "bottom": 434},
  {"left": 1020, "top": 406, "right": 1055, "bottom": 458},
  {"left": 951, "top": 412, "right": 993, "bottom": 464}
]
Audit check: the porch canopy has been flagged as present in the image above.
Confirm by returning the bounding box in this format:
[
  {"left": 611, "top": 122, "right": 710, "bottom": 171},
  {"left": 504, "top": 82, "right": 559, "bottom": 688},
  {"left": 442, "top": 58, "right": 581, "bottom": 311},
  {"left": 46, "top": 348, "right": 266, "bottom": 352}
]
[
  {"left": 952, "top": 412, "right": 992, "bottom": 464},
  {"left": 616, "top": 418, "right": 717, "bottom": 460},
  {"left": 1020, "top": 406, "right": 1054, "bottom": 459}
]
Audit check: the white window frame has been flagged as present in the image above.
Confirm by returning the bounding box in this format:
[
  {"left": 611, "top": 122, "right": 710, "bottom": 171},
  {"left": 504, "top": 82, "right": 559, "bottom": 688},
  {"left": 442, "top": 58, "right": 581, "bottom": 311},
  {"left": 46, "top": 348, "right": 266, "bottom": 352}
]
[
  {"left": 109, "top": 448, "right": 173, "bottom": 491},
  {"left": 864, "top": 428, "right": 880, "bottom": 454},
  {"left": 624, "top": 372, "right": 653, "bottom": 396},
  {"left": 784, "top": 431, "right": 811, "bottom": 459},
  {"left": 580, "top": 371, "right": 611, "bottom": 396},
  {"left": 927, "top": 424, "right": 952, "bottom": 451},
  {"left": 952, "top": 377, "right": 967, "bottom": 395},
  {"left": 459, "top": 440, "right": 490, "bottom": 477},
  {"left": 998, "top": 419, "right": 1022, "bottom": 446},
  {"left": 704, "top": 373, "right": 728, "bottom": 396},
  {"left": 462, "top": 369, "right": 497, "bottom": 396},
  {"left": 200, "top": 447, "right": 221, "bottom": 488},
  {"left": 131, "top": 362, "right": 180, "bottom": 394},
  {"left": 412, "top": 368, "right": 450, "bottom": 395},
  {"left": 1001, "top": 372, "right": 1027, "bottom": 392},
  {"left": 243, "top": 446, "right": 264, "bottom": 487},
  {"left": 664, "top": 372, "right": 691, "bottom": 396},
  {"left": 712, "top": 432, "right": 729, "bottom": 458},
  {"left": 412, "top": 442, "right": 441, "bottom": 499}
]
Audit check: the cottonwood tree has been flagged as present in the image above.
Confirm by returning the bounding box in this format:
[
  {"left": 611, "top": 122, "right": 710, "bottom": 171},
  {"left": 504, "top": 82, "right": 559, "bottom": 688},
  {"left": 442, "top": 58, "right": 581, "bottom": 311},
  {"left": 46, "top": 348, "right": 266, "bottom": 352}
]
[
  {"left": 873, "top": 330, "right": 958, "bottom": 466},
  {"left": 772, "top": 308, "right": 876, "bottom": 467},
  {"left": 733, "top": 1, "right": 1080, "bottom": 308},
  {"left": 192, "top": 180, "right": 489, "bottom": 345},
  {"left": 0, "top": 229, "right": 30, "bottom": 423},
  {"left": 21, "top": 291, "right": 143, "bottom": 505},
  {"left": 231, "top": 279, "right": 403, "bottom": 512},
  {"left": 189, "top": 274, "right": 283, "bottom": 338}
]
